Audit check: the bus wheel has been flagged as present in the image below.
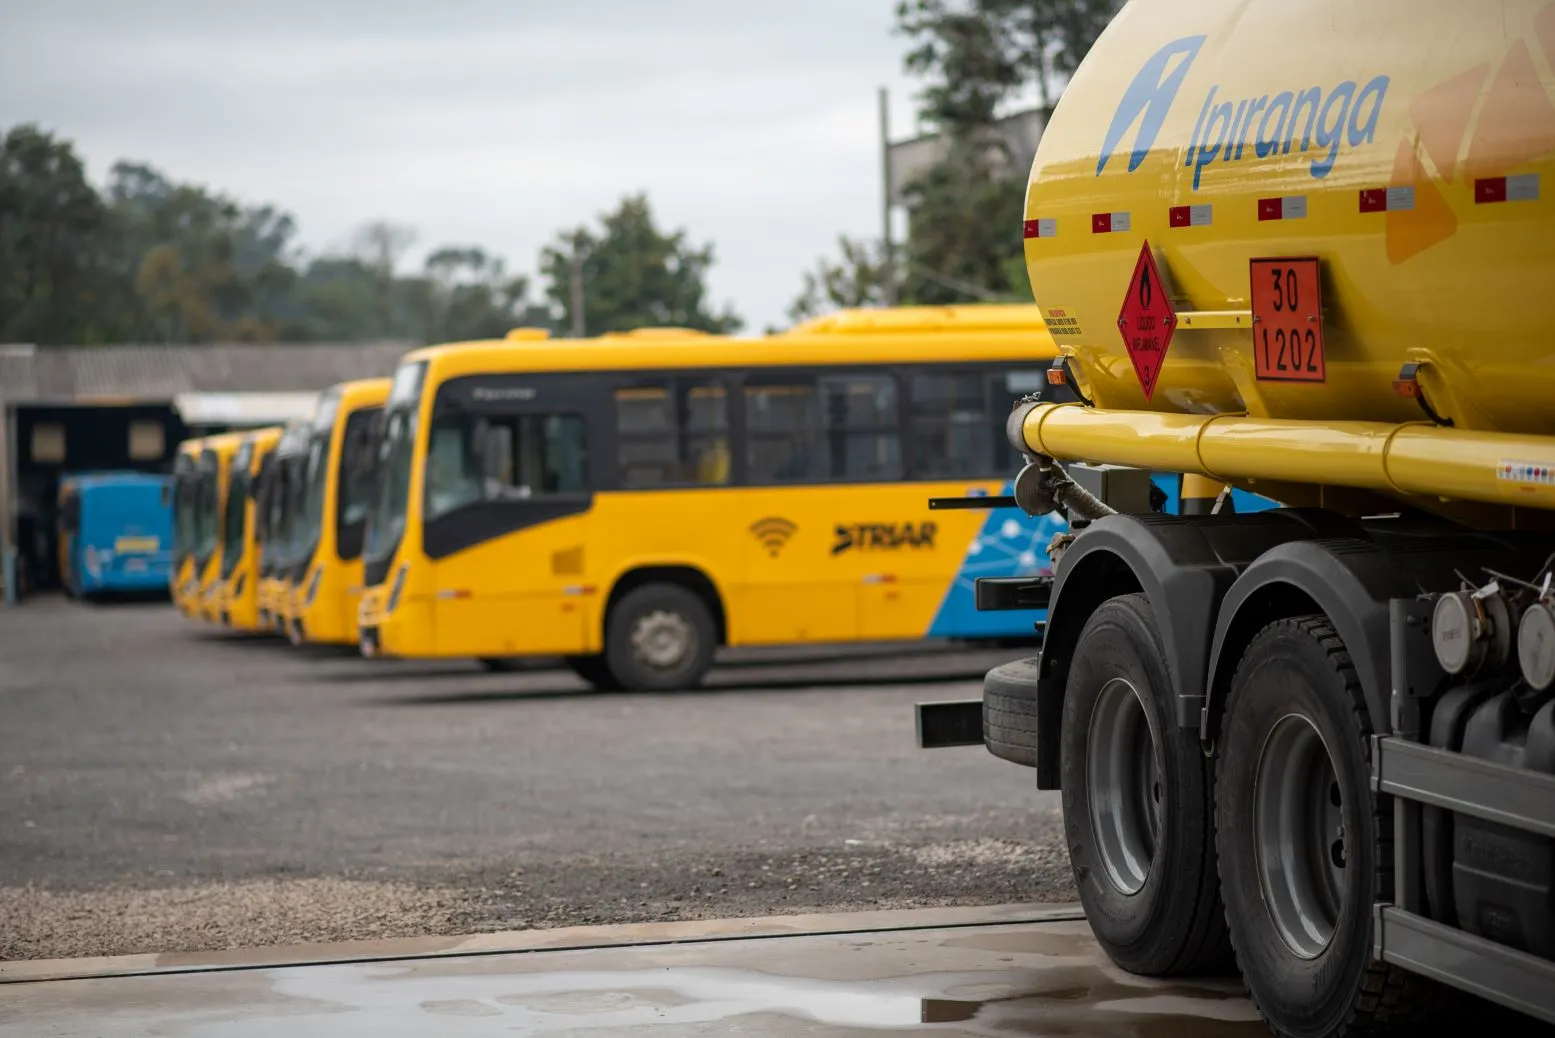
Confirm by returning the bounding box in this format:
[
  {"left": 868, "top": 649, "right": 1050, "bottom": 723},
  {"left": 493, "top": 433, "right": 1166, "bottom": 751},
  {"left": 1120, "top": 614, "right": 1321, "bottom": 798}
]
[
  {"left": 606, "top": 583, "right": 715, "bottom": 692},
  {"left": 1215, "top": 617, "right": 1441, "bottom": 1038},
  {"left": 1060, "top": 593, "right": 1230, "bottom": 976},
  {"left": 563, "top": 654, "right": 621, "bottom": 691}
]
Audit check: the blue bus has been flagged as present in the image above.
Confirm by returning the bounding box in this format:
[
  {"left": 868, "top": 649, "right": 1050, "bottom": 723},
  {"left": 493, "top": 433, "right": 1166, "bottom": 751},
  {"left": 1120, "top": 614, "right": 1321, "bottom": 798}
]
[{"left": 57, "top": 472, "right": 175, "bottom": 598}]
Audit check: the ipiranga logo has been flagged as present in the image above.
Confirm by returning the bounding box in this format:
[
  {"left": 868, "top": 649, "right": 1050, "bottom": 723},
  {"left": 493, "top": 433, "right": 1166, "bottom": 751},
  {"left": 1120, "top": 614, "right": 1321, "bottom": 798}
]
[
  {"left": 1096, "top": 34, "right": 1390, "bottom": 190},
  {"left": 1096, "top": 35, "right": 1206, "bottom": 176}
]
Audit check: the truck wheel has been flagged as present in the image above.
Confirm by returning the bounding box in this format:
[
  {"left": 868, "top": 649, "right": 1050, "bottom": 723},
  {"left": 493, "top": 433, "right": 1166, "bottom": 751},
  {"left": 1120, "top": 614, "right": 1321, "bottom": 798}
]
[
  {"left": 1060, "top": 593, "right": 1230, "bottom": 976},
  {"left": 605, "top": 583, "right": 716, "bottom": 692},
  {"left": 1215, "top": 617, "right": 1444, "bottom": 1037},
  {"left": 563, "top": 653, "right": 621, "bottom": 691}
]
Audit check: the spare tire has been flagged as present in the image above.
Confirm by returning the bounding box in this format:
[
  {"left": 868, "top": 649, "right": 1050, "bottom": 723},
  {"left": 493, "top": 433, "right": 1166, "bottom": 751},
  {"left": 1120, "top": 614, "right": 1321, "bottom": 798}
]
[{"left": 984, "top": 657, "right": 1041, "bottom": 767}]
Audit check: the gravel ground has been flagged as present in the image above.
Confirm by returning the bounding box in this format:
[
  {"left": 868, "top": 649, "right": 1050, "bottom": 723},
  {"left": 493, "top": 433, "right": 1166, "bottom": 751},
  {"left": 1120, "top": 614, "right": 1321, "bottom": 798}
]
[{"left": 0, "top": 596, "right": 1070, "bottom": 960}]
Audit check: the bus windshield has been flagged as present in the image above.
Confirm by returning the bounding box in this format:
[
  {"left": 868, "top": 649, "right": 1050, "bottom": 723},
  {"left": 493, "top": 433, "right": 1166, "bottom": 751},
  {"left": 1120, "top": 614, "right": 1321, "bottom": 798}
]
[
  {"left": 368, "top": 408, "right": 415, "bottom": 559},
  {"left": 275, "top": 452, "right": 307, "bottom": 567},
  {"left": 220, "top": 444, "right": 255, "bottom": 578},
  {"left": 259, "top": 456, "right": 288, "bottom": 573},
  {"left": 295, "top": 432, "right": 331, "bottom": 566},
  {"left": 337, "top": 409, "right": 380, "bottom": 561},
  {"left": 193, "top": 454, "right": 220, "bottom": 565},
  {"left": 173, "top": 469, "right": 200, "bottom": 563},
  {"left": 367, "top": 361, "right": 426, "bottom": 561},
  {"left": 252, "top": 456, "right": 272, "bottom": 565}
]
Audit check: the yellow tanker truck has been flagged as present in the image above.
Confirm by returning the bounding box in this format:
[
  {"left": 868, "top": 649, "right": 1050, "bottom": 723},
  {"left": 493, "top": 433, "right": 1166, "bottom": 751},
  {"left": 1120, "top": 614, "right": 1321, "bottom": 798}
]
[{"left": 919, "top": 0, "right": 1555, "bottom": 1034}]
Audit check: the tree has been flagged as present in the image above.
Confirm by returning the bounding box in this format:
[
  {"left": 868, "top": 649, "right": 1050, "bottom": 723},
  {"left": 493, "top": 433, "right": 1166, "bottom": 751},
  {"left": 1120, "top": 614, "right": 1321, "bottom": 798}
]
[
  {"left": 982, "top": 0, "right": 1122, "bottom": 115},
  {"left": 0, "top": 126, "right": 752, "bottom": 347},
  {"left": 898, "top": 0, "right": 1122, "bottom": 120},
  {"left": 786, "top": 236, "right": 892, "bottom": 324},
  {"left": 540, "top": 193, "right": 741, "bottom": 337},
  {"left": 286, "top": 256, "right": 388, "bottom": 341},
  {"left": 885, "top": 0, "right": 1120, "bottom": 305},
  {"left": 413, "top": 246, "right": 546, "bottom": 343},
  {"left": 897, "top": 146, "right": 1028, "bottom": 306},
  {"left": 107, "top": 160, "right": 305, "bottom": 342},
  {"left": 896, "top": 0, "right": 1025, "bottom": 135},
  {"left": 0, "top": 125, "right": 122, "bottom": 344}
]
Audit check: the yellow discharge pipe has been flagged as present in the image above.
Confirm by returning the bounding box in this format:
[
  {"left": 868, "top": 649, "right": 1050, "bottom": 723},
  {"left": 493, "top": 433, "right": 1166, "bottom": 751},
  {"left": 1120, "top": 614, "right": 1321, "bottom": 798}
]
[{"left": 1019, "top": 404, "right": 1555, "bottom": 512}]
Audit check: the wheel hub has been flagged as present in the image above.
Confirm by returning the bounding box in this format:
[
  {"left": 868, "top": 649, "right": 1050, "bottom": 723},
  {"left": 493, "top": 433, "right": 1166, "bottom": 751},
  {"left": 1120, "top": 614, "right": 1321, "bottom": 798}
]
[
  {"left": 632, "top": 609, "right": 693, "bottom": 670},
  {"left": 1254, "top": 713, "right": 1346, "bottom": 960},
  {"left": 1086, "top": 677, "right": 1162, "bottom": 896}
]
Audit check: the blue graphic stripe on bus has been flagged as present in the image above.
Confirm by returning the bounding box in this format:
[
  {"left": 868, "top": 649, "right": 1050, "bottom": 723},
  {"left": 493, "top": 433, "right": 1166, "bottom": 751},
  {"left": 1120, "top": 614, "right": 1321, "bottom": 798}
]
[
  {"left": 925, "top": 481, "right": 1066, "bottom": 640},
  {"left": 1153, "top": 479, "right": 1279, "bottom": 517},
  {"left": 926, "top": 475, "right": 1280, "bottom": 639}
]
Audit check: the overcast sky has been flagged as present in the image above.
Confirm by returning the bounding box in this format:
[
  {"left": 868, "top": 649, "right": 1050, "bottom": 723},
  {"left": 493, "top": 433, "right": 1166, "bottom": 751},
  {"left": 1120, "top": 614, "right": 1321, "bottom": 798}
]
[{"left": 0, "top": 0, "right": 945, "bottom": 332}]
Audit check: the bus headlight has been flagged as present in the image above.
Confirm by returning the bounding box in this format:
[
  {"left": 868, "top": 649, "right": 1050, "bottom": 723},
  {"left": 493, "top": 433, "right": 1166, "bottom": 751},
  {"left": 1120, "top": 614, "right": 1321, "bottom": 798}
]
[
  {"left": 233, "top": 573, "right": 246, "bottom": 598},
  {"left": 303, "top": 566, "right": 323, "bottom": 607}
]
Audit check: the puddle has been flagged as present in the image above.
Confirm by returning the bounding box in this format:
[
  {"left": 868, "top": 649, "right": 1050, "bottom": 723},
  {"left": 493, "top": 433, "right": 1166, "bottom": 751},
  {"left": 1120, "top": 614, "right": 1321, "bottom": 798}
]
[
  {"left": 138, "top": 960, "right": 1263, "bottom": 1036},
  {"left": 0, "top": 921, "right": 1267, "bottom": 1037}
]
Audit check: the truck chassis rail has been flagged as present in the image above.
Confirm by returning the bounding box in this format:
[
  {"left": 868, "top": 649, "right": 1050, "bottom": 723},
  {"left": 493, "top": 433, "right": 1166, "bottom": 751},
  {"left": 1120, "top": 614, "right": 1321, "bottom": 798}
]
[{"left": 1371, "top": 733, "right": 1555, "bottom": 1025}]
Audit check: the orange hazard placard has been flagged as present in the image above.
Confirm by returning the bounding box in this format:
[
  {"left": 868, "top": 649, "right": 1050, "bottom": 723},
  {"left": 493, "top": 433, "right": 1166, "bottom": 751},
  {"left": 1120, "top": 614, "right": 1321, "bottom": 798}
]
[
  {"left": 1116, "top": 240, "right": 1177, "bottom": 400},
  {"left": 1250, "top": 257, "right": 1325, "bottom": 382}
]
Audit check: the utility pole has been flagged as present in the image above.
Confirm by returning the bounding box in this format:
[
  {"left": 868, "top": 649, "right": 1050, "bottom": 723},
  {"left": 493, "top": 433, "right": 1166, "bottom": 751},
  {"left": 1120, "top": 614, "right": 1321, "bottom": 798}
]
[
  {"left": 569, "top": 236, "right": 586, "bottom": 339},
  {"left": 879, "top": 86, "right": 896, "bottom": 307}
]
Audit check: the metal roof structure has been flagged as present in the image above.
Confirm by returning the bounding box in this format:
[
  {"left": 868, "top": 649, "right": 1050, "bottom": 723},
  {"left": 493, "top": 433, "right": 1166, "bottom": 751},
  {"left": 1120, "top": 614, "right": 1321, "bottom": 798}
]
[
  {"left": 1, "top": 340, "right": 420, "bottom": 605},
  {"left": 0, "top": 341, "right": 415, "bottom": 408}
]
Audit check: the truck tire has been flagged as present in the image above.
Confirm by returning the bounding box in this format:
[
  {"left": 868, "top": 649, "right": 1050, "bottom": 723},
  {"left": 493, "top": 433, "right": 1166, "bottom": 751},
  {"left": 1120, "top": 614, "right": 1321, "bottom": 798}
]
[
  {"left": 1215, "top": 616, "right": 1447, "bottom": 1038},
  {"left": 984, "top": 658, "right": 1041, "bottom": 767},
  {"left": 1060, "top": 593, "right": 1231, "bottom": 976},
  {"left": 605, "top": 583, "right": 716, "bottom": 692},
  {"left": 563, "top": 653, "right": 622, "bottom": 691}
]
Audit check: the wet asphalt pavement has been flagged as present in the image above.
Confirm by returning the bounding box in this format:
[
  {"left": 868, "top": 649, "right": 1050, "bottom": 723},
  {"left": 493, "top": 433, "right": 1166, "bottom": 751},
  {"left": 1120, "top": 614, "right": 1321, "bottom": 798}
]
[{"left": 0, "top": 596, "right": 1070, "bottom": 960}]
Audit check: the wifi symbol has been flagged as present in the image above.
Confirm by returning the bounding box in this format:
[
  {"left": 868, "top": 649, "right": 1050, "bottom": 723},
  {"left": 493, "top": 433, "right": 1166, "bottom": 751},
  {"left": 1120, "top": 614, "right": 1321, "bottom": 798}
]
[{"left": 750, "top": 516, "right": 797, "bottom": 557}]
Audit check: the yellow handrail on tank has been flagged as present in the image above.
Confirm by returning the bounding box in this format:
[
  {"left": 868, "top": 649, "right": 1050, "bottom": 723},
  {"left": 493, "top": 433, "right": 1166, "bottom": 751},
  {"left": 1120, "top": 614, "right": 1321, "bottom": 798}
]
[{"left": 1018, "top": 402, "right": 1555, "bottom": 512}]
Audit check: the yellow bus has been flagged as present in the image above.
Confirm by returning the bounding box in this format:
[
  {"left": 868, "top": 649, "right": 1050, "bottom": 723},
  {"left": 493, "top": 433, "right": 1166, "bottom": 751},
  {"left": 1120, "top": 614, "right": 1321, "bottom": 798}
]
[
  {"left": 283, "top": 377, "right": 391, "bottom": 646},
  {"left": 257, "top": 423, "right": 310, "bottom": 635},
  {"left": 193, "top": 431, "right": 248, "bottom": 623},
  {"left": 215, "top": 425, "right": 283, "bottom": 631},
  {"left": 170, "top": 436, "right": 209, "bottom": 617},
  {"left": 358, "top": 305, "right": 1073, "bottom": 689}
]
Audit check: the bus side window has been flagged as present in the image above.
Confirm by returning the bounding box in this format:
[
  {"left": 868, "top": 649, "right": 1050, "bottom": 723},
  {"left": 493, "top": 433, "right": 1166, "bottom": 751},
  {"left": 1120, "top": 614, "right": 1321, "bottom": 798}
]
[
  {"left": 910, "top": 370, "right": 997, "bottom": 479},
  {"left": 426, "top": 411, "right": 590, "bottom": 522},
  {"left": 745, "top": 378, "right": 822, "bottom": 483},
  {"left": 482, "top": 414, "right": 588, "bottom": 499},
  {"left": 825, "top": 373, "right": 900, "bottom": 482},
  {"left": 615, "top": 379, "right": 729, "bottom": 489},
  {"left": 425, "top": 423, "right": 485, "bottom": 518},
  {"left": 745, "top": 373, "right": 900, "bottom": 484}
]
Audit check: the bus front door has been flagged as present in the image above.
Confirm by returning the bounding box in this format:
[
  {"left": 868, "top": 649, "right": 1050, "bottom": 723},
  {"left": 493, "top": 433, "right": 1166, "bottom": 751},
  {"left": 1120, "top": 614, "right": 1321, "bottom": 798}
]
[{"left": 424, "top": 399, "right": 595, "bottom": 658}]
